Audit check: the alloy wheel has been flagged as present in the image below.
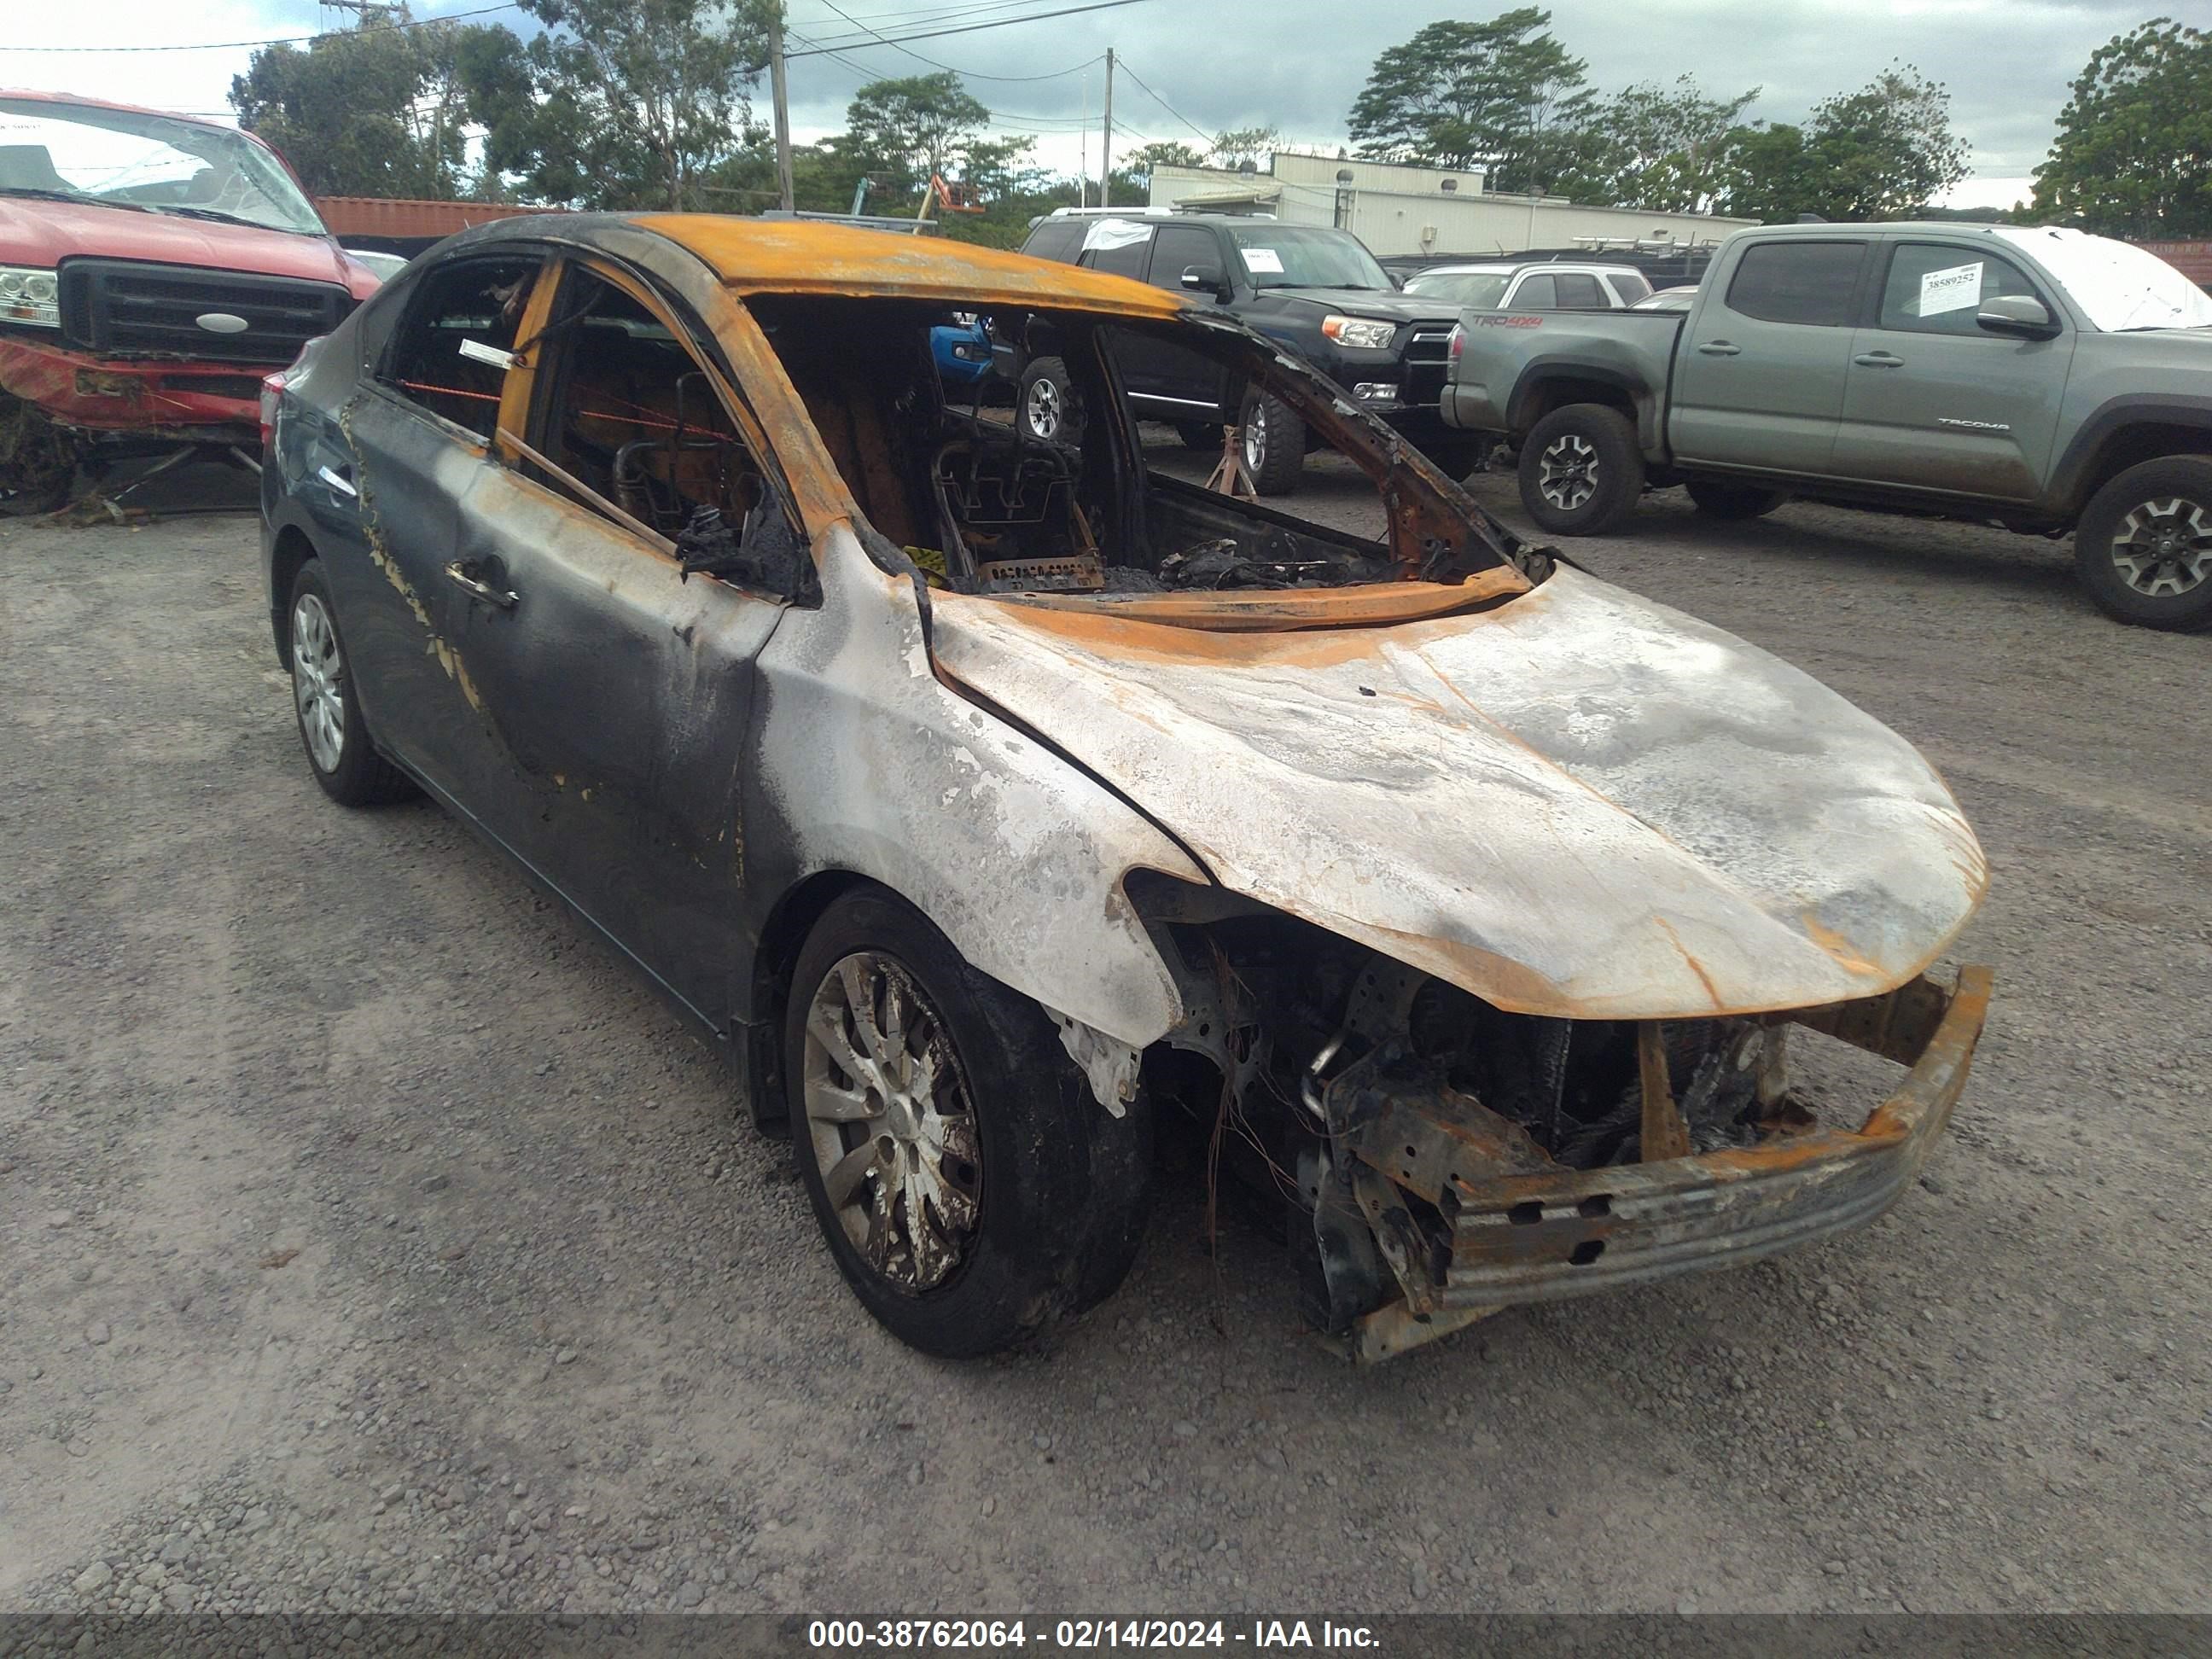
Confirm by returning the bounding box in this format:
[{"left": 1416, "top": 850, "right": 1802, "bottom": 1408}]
[
  {"left": 291, "top": 592, "right": 346, "bottom": 773},
  {"left": 1243, "top": 405, "right": 1267, "bottom": 473},
  {"left": 1539, "top": 434, "right": 1598, "bottom": 513},
  {"left": 800, "top": 952, "right": 982, "bottom": 1292},
  {"left": 2109, "top": 497, "right": 2212, "bottom": 598},
  {"left": 1024, "top": 377, "right": 1061, "bottom": 441}
]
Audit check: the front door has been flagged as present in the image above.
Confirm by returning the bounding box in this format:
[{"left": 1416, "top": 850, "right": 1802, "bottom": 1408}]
[
  {"left": 434, "top": 258, "right": 801, "bottom": 1024},
  {"left": 1831, "top": 239, "right": 2075, "bottom": 503},
  {"left": 1668, "top": 237, "right": 1871, "bottom": 475},
  {"left": 1125, "top": 222, "right": 1234, "bottom": 421},
  {"left": 332, "top": 250, "right": 549, "bottom": 792}
]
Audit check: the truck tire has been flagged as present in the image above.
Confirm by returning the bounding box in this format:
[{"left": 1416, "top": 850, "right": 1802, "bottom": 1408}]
[
  {"left": 2074, "top": 457, "right": 2212, "bottom": 632},
  {"left": 785, "top": 885, "right": 1152, "bottom": 1359},
  {"left": 1415, "top": 428, "right": 1495, "bottom": 481},
  {"left": 0, "top": 393, "right": 78, "bottom": 518},
  {"left": 1176, "top": 421, "right": 1223, "bottom": 452},
  {"left": 1685, "top": 480, "right": 1787, "bottom": 521},
  {"left": 1519, "top": 404, "right": 1643, "bottom": 535},
  {"left": 1241, "top": 390, "right": 1305, "bottom": 496},
  {"left": 1017, "top": 357, "right": 1083, "bottom": 446}
]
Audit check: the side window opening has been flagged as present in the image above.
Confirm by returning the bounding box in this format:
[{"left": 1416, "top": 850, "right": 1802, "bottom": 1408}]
[
  {"left": 383, "top": 255, "right": 541, "bottom": 438},
  {"left": 1877, "top": 244, "right": 2046, "bottom": 335},
  {"left": 527, "top": 267, "right": 803, "bottom": 596},
  {"left": 1606, "top": 272, "right": 1651, "bottom": 305},
  {"left": 1516, "top": 273, "right": 1558, "bottom": 310},
  {"left": 1552, "top": 272, "right": 1606, "bottom": 310},
  {"left": 1724, "top": 241, "right": 1867, "bottom": 327}
]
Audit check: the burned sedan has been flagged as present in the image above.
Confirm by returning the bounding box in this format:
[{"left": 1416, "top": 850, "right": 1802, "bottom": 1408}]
[{"left": 260, "top": 216, "right": 1992, "bottom": 1363}]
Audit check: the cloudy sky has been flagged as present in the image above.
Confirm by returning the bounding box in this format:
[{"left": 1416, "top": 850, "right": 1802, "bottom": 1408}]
[{"left": 0, "top": 0, "right": 2158, "bottom": 207}]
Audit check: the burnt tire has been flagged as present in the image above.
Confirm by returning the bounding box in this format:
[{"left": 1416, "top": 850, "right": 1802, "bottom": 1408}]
[
  {"left": 783, "top": 885, "right": 1152, "bottom": 1359},
  {"left": 1176, "top": 421, "right": 1223, "bottom": 453},
  {"left": 285, "top": 562, "right": 417, "bottom": 807},
  {"left": 1685, "top": 480, "right": 1787, "bottom": 520},
  {"left": 2073, "top": 457, "right": 2212, "bottom": 632},
  {"left": 1017, "top": 356, "right": 1083, "bottom": 446},
  {"left": 1241, "top": 389, "right": 1304, "bottom": 496},
  {"left": 1518, "top": 403, "right": 1643, "bottom": 535}
]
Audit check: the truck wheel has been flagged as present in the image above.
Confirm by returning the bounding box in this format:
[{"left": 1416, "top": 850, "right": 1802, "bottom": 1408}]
[
  {"left": 2074, "top": 457, "right": 2212, "bottom": 632},
  {"left": 1519, "top": 404, "right": 1643, "bottom": 535},
  {"left": 0, "top": 393, "right": 78, "bottom": 518},
  {"left": 1685, "top": 480, "right": 1787, "bottom": 521},
  {"left": 287, "top": 562, "right": 418, "bottom": 806},
  {"left": 1416, "top": 428, "right": 1494, "bottom": 481},
  {"left": 1176, "top": 421, "right": 1222, "bottom": 452},
  {"left": 785, "top": 885, "right": 1152, "bottom": 1358},
  {"left": 1242, "top": 390, "right": 1305, "bottom": 496},
  {"left": 1017, "top": 357, "right": 1083, "bottom": 446}
]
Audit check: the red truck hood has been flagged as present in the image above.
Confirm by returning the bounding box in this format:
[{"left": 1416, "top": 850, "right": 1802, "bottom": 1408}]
[{"left": 0, "top": 196, "right": 376, "bottom": 299}]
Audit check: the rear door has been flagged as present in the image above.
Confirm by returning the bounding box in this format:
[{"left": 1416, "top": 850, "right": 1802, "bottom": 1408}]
[
  {"left": 1830, "top": 238, "right": 2075, "bottom": 502},
  {"left": 1127, "top": 221, "right": 1234, "bottom": 420},
  {"left": 1668, "top": 237, "right": 1870, "bottom": 474},
  {"left": 334, "top": 249, "right": 550, "bottom": 792},
  {"left": 434, "top": 257, "right": 802, "bottom": 1023}
]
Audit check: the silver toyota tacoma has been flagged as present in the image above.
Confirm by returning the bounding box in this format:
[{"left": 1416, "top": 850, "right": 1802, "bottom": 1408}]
[{"left": 1441, "top": 222, "right": 2212, "bottom": 630}]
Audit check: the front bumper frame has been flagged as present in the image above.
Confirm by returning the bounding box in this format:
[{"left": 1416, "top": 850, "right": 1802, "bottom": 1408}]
[{"left": 1335, "top": 966, "right": 1994, "bottom": 1362}]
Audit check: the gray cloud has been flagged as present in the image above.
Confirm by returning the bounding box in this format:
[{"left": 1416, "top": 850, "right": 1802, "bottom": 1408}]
[{"left": 778, "top": 0, "right": 2151, "bottom": 189}]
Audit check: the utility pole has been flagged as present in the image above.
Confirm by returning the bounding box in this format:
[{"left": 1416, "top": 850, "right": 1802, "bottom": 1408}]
[
  {"left": 768, "top": 3, "right": 795, "bottom": 213},
  {"left": 1099, "top": 48, "right": 1115, "bottom": 208}
]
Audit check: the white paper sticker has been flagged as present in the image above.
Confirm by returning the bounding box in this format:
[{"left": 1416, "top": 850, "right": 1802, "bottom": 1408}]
[
  {"left": 1242, "top": 247, "right": 1284, "bottom": 274},
  {"left": 1080, "top": 218, "right": 1153, "bottom": 252},
  {"left": 458, "top": 338, "right": 516, "bottom": 370},
  {"left": 1918, "top": 262, "right": 1983, "bottom": 317}
]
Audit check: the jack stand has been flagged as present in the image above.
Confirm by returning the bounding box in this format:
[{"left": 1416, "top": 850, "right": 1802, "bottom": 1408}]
[{"left": 1205, "top": 422, "right": 1257, "bottom": 499}]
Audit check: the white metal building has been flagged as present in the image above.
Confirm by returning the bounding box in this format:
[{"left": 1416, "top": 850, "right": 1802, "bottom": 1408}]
[{"left": 1146, "top": 154, "right": 1755, "bottom": 259}]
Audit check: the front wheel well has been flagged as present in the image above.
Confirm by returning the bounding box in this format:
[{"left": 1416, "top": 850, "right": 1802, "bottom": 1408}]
[
  {"left": 742, "top": 869, "right": 882, "bottom": 1130},
  {"left": 2074, "top": 422, "right": 2212, "bottom": 515},
  {"left": 269, "top": 525, "right": 318, "bottom": 668}
]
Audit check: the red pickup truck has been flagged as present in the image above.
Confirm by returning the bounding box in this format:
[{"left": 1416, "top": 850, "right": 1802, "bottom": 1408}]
[{"left": 1, "top": 90, "right": 381, "bottom": 514}]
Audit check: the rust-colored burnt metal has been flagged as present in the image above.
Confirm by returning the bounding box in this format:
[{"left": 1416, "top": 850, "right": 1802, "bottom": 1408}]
[
  {"left": 1334, "top": 966, "right": 1993, "bottom": 1357},
  {"left": 1635, "top": 1022, "right": 1694, "bottom": 1161}
]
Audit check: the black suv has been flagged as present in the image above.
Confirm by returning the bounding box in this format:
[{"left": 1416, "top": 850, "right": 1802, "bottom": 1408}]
[{"left": 1014, "top": 212, "right": 1485, "bottom": 493}]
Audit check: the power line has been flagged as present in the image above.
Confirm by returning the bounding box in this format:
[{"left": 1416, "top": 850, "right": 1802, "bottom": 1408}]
[
  {"left": 1112, "top": 56, "right": 1214, "bottom": 148},
  {"left": 786, "top": 0, "right": 1157, "bottom": 60},
  {"left": 812, "top": 0, "right": 1102, "bottom": 82},
  {"left": 0, "top": 4, "right": 520, "bottom": 52}
]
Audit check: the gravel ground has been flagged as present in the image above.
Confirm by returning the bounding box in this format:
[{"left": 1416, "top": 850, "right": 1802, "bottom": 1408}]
[{"left": 2, "top": 450, "right": 2208, "bottom": 1622}]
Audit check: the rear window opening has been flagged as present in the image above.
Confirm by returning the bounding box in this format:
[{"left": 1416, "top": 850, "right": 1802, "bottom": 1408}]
[{"left": 744, "top": 294, "right": 1512, "bottom": 606}]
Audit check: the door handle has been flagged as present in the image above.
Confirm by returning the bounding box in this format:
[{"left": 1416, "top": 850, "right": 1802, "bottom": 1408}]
[
  {"left": 1854, "top": 352, "right": 1906, "bottom": 368},
  {"left": 445, "top": 560, "right": 517, "bottom": 610},
  {"left": 316, "top": 463, "right": 357, "bottom": 498},
  {"left": 1696, "top": 341, "right": 1740, "bottom": 356}
]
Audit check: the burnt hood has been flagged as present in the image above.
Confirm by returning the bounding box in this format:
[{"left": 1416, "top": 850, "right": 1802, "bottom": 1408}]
[{"left": 926, "top": 568, "right": 1987, "bottom": 1022}]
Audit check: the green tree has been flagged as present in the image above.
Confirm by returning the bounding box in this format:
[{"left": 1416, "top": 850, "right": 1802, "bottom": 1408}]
[
  {"left": 465, "top": 0, "right": 770, "bottom": 210},
  {"left": 1713, "top": 64, "right": 1969, "bottom": 222},
  {"left": 2033, "top": 19, "right": 2212, "bottom": 236},
  {"left": 1346, "top": 10, "right": 1591, "bottom": 191},
  {"left": 1122, "top": 140, "right": 1204, "bottom": 186},
  {"left": 230, "top": 4, "right": 480, "bottom": 197},
  {"left": 841, "top": 73, "right": 992, "bottom": 205},
  {"left": 1207, "top": 126, "right": 1280, "bottom": 169},
  {"left": 1803, "top": 61, "right": 1969, "bottom": 218},
  {"left": 1586, "top": 76, "right": 1761, "bottom": 211}
]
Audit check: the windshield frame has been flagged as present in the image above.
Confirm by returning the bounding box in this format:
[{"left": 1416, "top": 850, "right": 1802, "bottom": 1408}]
[
  {"left": 1222, "top": 224, "right": 1393, "bottom": 293},
  {"left": 0, "top": 96, "right": 326, "bottom": 236}
]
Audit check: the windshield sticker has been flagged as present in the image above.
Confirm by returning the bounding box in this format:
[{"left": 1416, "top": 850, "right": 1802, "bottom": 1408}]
[
  {"left": 1080, "top": 218, "right": 1153, "bottom": 252},
  {"left": 1241, "top": 248, "right": 1285, "bottom": 275},
  {"left": 1918, "top": 262, "right": 1984, "bottom": 317}
]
